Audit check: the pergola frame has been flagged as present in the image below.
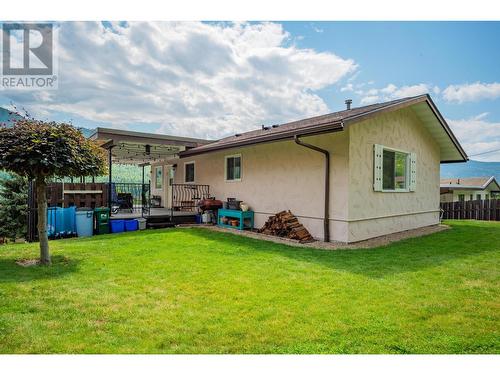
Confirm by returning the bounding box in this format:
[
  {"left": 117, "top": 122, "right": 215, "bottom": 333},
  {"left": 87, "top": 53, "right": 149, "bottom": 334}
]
[{"left": 90, "top": 127, "right": 211, "bottom": 211}]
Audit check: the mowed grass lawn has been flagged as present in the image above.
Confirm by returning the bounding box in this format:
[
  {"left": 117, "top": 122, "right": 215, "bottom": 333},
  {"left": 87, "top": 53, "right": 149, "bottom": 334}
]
[{"left": 0, "top": 221, "right": 499, "bottom": 354}]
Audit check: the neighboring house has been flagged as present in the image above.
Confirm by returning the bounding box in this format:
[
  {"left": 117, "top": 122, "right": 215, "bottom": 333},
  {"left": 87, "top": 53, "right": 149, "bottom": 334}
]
[
  {"left": 149, "top": 94, "right": 467, "bottom": 243},
  {"left": 440, "top": 176, "right": 500, "bottom": 202}
]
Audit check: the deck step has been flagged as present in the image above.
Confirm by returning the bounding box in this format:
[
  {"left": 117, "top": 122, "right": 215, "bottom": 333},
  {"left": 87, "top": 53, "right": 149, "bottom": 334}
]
[{"left": 146, "top": 221, "right": 176, "bottom": 229}]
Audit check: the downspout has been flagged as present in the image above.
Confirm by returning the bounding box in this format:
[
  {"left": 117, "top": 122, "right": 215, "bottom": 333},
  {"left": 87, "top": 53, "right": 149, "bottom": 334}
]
[{"left": 294, "top": 135, "right": 330, "bottom": 242}]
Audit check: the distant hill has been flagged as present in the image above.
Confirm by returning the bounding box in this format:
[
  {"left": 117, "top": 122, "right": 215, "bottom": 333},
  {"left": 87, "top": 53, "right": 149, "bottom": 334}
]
[
  {"left": 80, "top": 127, "right": 95, "bottom": 137},
  {"left": 441, "top": 160, "right": 500, "bottom": 181},
  {"left": 0, "top": 107, "right": 23, "bottom": 125},
  {"left": 1, "top": 107, "right": 95, "bottom": 137}
]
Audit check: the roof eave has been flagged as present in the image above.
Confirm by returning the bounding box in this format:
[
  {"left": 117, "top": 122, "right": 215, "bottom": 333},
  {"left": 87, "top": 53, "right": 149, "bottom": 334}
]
[
  {"left": 180, "top": 121, "right": 344, "bottom": 157},
  {"left": 342, "top": 94, "right": 468, "bottom": 163}
]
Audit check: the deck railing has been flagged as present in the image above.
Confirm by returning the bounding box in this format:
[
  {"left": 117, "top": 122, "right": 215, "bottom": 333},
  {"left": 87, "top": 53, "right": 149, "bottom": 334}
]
[
  {"left": 171, "top": 184, "right": 210, "bottom": 215},
  {"left": 110, "top": 182, "right": 151, "bottom": 215}
]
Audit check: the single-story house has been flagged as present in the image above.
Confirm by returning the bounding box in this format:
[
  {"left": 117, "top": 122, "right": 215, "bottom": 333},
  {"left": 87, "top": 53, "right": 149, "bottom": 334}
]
[
  {"left": 148, "top": 94, "right": 467, "bottom": 243},
  {"left": 440, "top": 176, "right": 500, "bottom": 202}
]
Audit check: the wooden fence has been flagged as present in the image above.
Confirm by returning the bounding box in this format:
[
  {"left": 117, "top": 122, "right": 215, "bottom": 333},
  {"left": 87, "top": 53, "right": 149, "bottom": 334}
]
[
  {"left": 44, "top": 182, "right": 109, "bottom": 208},
  {"left": 440, "top": 199, "right": 500, "bottom": 221}
]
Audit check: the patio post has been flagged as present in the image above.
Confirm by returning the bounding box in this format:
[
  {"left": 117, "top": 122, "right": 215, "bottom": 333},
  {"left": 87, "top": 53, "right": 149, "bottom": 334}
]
[{"left": 108, "top": 145, "right": 114, "bottom": 211}]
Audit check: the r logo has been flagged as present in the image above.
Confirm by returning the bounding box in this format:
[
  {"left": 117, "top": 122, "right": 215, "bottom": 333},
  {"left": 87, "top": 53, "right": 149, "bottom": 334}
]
[{"left": 2, "top": 23, "right": 53, "bottom": 76}]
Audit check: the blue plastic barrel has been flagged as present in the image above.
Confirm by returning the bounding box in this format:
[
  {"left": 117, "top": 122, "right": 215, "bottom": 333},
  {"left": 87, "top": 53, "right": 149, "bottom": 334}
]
[
  {"left": 75, "top": 209, "right": 94, "bottom": 237},
  {"left": 62, "top": 206, "right": 76, "bottom": 234},
  {"left": 125, "top": 219, "right": 138, "bottom": 232},
  {"left": 47, "top": 206, "right": 76, "bottom": 238},
  {"left": 110, "top": 220, "right": 125, "bottom": 233}
]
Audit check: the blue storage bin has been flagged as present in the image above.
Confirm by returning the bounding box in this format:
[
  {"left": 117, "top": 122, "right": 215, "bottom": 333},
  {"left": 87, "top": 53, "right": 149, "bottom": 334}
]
[
  {"left": 110, "top": 219, "right": 125, "bottom": 233},
  {"left": 76, "top": 209, "right": 94, "bottom": 237},
  {"left": 125, "top": 219, "right": 138, "bottom": 231}
]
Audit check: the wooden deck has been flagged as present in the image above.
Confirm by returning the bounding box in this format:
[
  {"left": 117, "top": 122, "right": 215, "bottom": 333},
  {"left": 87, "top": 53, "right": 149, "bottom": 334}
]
[{"left": 112, "top": 208, "right": 197, "bottom": 227}]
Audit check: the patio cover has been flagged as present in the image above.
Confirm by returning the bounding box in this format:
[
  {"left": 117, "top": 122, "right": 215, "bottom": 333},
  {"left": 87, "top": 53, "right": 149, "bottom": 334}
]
[{"left": 90, "top": 127, "right": 211, "bottom": 165}]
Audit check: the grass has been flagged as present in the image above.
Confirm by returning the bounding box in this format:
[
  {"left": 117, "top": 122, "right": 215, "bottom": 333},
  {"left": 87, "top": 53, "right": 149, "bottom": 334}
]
[{"left": 0, "top": 220, "right": 499, "bottom": 354}]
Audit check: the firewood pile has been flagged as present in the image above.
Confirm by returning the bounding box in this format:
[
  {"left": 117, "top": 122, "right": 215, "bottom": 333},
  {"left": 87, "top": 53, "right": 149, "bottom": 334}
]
[{"left": 258, "top": 210, "right": 314, "bottom": 243}]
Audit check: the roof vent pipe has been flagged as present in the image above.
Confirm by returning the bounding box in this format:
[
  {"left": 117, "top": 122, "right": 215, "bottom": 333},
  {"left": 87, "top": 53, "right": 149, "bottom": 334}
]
[{"left": 345, "top": 99, "right": 352, "bottom": 110}]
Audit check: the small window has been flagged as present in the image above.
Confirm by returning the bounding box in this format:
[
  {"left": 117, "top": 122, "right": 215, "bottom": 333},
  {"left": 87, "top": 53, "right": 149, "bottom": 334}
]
[
  {"left": 225, "top": 154, "right": 241, "bottom": 181},
  {"left": 155, "top": 166, "right": 163, "bottom": 189},
  {"left": 382, "top": 149, "right": 408, "bottom": 190},
  {"left": 470, "top": 194, "right": 474, "bottom": 201},
  {"left": 458, "top": 194, "right": 465, "bottom": 202},
  {"left": 184, "top": 162, "right": 195, "bottom": 183},
  {"left": 485, "top": 194, "right": 490, "bottom": 200},
  {"left": 374, "top": 145, "right": 415, "bottom": 192},
  {"left": 477, "top": 194, "right": 482, "bottom": 200}
]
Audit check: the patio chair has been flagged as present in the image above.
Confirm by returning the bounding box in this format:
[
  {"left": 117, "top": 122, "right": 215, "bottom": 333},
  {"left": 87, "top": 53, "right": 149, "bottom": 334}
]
[{"left": 110, "top": 183, "right": 134, "bottom": 214}]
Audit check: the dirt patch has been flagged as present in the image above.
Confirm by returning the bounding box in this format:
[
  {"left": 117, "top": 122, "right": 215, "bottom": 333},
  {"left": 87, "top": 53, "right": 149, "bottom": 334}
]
[
  {"left": 15, "top": 259, "right": 41, "bottom": 267},
  {"left": 183, "top": 223, "right": 449, "bottom": 250}
]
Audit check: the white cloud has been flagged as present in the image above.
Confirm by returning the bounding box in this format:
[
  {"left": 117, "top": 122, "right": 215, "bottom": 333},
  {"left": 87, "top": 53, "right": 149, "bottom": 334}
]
[
  {"left": 0, "top": 21, "right": 357, "bottom": 139},
  {"left": 443, "top": 82, "right": 500, "bottom": 103},
  {"left": 473, "top": 112, "right": 489, "bottom": 121},
  {"left": 340, "top": 83, "right": 354, "bottom": 92},
  {"left": 360, "top": 95, "right": 379, "bottom": 105},
  {"left": 447, "top": 116, "right": 500, "bottom": 161},
  {"left": 356, "top": 83, "right": 432, "bottom": 106},
  {"left": 390, "top": 84, "right": 429, "bottom": 98},
  {"left": 380, "top": 84, "right": 397, "bottom": 94}
]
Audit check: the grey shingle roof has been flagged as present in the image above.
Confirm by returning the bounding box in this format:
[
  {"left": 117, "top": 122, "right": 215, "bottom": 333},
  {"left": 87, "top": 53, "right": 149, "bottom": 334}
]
[
  {"left": 440, "top": 176, "right": 499, "bottom": 190},
  {"left": 180, "top": 94, "right": 465, "bottom": 159}
]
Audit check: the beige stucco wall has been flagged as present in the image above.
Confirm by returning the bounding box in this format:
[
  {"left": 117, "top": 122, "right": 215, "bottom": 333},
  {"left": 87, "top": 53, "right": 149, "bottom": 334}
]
[
  {"left": 152, "top": 107, "right": 443, "bottom": 243},
  {"left": 169, "top": 131, "right": 351, "bottom": 242},
  {"left": 347, "top": 107, "right": 441, "bottom": 242}
]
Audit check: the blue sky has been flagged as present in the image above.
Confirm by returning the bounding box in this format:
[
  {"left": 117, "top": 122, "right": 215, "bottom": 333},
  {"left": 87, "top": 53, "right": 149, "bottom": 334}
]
[
  {"left": 284, "top": 22, "right": 500, "bottom": 120},
  {"left": 1, "top": 21, "right": 499, "bottom": 160}
]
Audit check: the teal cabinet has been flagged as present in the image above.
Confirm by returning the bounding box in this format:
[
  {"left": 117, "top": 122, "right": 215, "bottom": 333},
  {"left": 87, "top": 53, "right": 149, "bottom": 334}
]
[{"left": 217, "top": 209, "right": 254, "bottom": 230}]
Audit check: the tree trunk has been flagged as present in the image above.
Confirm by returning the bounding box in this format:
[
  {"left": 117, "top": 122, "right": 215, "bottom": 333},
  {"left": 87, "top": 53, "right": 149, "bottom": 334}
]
[{"left": 35, "top": 177, "right": 50, "bottom": 265}]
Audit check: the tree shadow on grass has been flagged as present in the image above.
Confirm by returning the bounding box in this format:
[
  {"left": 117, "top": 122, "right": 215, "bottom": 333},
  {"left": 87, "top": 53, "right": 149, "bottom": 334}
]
[
  {"left": 0, "top": 255, "right": 80, "bottom": 283},
  {"left": 188, "top": 222, "right": 499, "bottom": 278}
]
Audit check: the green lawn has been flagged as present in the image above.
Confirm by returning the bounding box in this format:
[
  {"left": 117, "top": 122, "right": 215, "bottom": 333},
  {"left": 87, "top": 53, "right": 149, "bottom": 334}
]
[{"left": 0, "top": 221, "right": 499, "bottom": 354}]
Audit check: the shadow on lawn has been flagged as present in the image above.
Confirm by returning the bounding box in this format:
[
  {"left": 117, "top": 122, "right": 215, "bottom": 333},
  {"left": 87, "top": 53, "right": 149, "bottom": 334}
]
[
  {"left": 0, "top": 255, "right": 79, "bottom": 283},
  {"left": 190, "top": 222, "right": 499, "bottom": 278}
]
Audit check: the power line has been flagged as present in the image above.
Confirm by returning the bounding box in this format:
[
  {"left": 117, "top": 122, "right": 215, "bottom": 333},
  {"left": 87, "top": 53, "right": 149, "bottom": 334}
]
[{"left": 469, "top": 148, "right": 500, "bottom": 157}]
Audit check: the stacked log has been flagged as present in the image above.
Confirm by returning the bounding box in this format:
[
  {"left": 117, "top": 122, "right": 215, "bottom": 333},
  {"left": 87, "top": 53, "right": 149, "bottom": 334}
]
[{"left": 258, "top": 210, "right": 314, "bottom": 243}]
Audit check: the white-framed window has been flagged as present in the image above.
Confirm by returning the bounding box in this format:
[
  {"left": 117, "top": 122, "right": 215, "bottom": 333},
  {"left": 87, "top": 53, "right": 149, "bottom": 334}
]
[
  {"left": 155, "top": 166, "right": 163, "bottom": 190},
  {"left": 184, "top": 161, "right": 195, "bottom": 183},
  {"left": 373, "top": 144, "right": 416, "bottom": 192},
  {"left": 225, "top": 154, "right": 241, "bottom": 182}
]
